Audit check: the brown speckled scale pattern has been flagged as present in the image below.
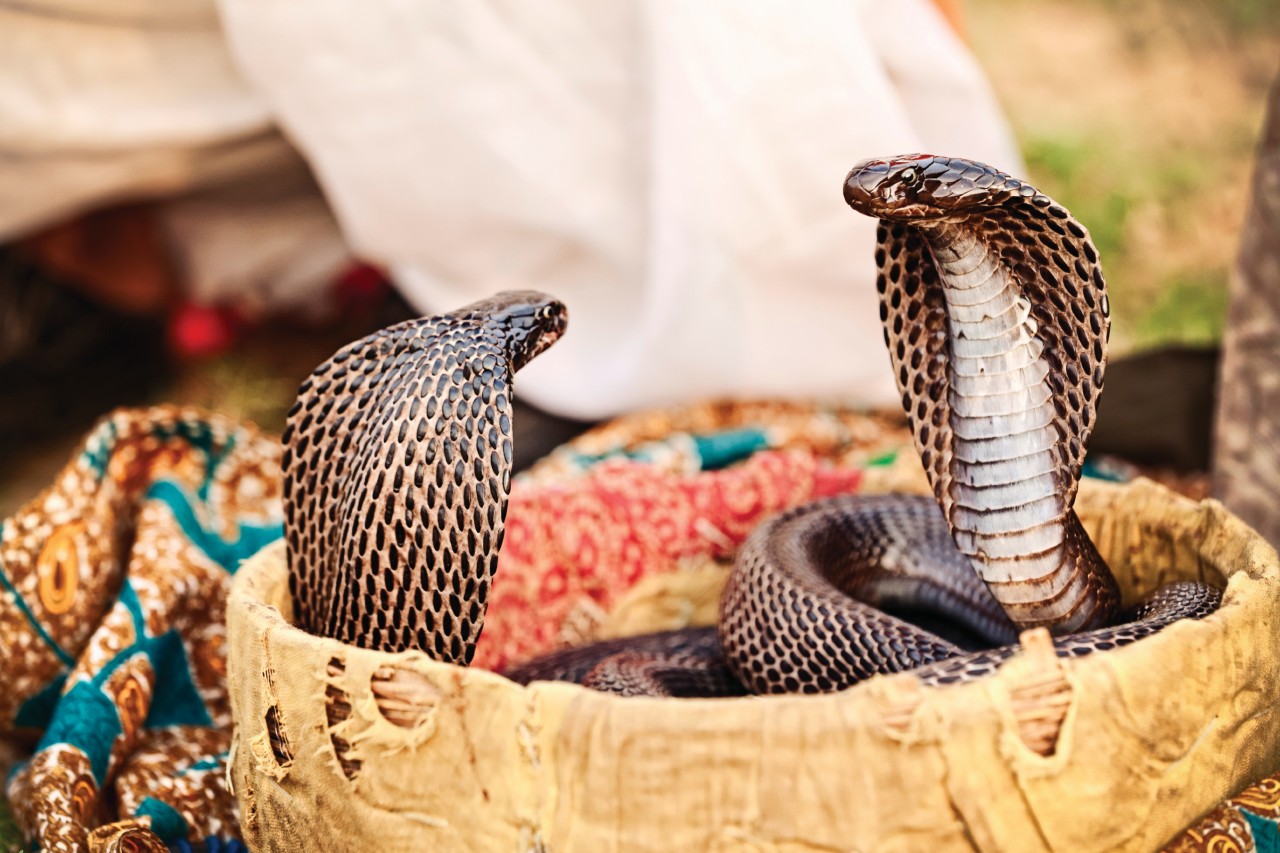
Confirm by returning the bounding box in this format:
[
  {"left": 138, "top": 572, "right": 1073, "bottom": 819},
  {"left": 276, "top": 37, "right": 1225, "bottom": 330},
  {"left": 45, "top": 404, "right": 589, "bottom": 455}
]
[
  {"left": 720, "top": 493, "right": 1220, "bottom": 694},
  {"left": 283, "top": 291, "right": 566, "bottom": 659},
  {"left": 719, "top": 494, "right": 1006, "bottom": 694},
  {"left": 505, "top": 628, "right": 746, "bottom": 697},
  {"left": 846, "top": 154, "right": 1119, "bottom": 632},
  {"left": 910, "top": 579, "right": 1221, "bottom": 687}
]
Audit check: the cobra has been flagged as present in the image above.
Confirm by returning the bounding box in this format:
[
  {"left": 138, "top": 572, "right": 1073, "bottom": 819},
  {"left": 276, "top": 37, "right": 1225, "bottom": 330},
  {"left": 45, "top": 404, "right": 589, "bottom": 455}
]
[
  {"left": 509, "top": 154, "right": 1220, "bottom": 696},
  {"left": 708, "top": 153, "right": 1224, "bottom": 694},
  {"left": 283, "top": 291, "right": 566, "bottom": 658}
]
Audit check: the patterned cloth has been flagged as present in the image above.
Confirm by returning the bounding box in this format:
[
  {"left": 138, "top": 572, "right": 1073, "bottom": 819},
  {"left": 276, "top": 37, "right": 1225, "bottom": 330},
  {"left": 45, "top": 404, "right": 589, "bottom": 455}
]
[
  {"left": 1, "top": 408, "right": 282, "bottom": 852},
  {"left": 0, "top": 401, "right": 1270, "bottom": 851},
  {"left": 1163, "top": 777, "right": 1280, "bottom": 852}
]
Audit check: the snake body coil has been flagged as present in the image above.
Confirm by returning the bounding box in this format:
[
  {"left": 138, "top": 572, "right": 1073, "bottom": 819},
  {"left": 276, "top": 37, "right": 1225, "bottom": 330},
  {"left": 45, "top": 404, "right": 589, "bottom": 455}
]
[{"left": 283, "top": 156, "right": 1221, "bottom": 697}]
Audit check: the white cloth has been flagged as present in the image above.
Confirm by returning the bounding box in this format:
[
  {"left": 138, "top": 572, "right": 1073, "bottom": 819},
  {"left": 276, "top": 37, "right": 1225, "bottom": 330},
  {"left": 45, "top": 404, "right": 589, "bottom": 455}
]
[
  {"left": 219, "top": 0, "right": 1023, "bottom": 419},
  {"left": 159, "top": 161, "right": 350, "bottom": 321},
  {"left": 0, "top": 0, "right": 349, "bottom": 314},
  {"left": 0, "top": 0, "right": 272, "bottom": 237},
  {"left": 4, "top": 0, "right": 1020, "bottom": 416}
]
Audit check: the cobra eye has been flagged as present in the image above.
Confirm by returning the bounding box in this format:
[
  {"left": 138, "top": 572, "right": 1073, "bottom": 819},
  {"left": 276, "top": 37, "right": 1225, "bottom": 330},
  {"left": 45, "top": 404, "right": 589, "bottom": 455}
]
[{"left": 899, "top": 167, "right": 920, "bottom": 187}]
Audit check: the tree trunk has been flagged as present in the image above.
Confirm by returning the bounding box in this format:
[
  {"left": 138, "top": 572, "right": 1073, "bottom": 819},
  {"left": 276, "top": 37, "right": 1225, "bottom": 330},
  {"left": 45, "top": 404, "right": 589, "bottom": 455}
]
[{"left": 1213, "top": 72, "right": 1280, "bottom": 543}]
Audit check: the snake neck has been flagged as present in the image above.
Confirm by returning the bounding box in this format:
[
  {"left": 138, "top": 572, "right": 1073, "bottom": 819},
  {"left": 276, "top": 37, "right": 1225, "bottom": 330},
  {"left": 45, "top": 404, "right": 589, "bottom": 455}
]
[
  {"left": 283, "top": 292, "right": 567, "bottom": 658},
  {"left": 920, "top": 220, "right": 1117, "bottom": 632}
]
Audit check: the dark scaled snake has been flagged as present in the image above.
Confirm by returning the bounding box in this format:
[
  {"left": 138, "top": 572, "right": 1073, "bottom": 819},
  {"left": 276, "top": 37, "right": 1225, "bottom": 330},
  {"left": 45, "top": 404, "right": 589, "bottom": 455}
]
[{"left": 282, "top": 155, "right": 1221, "bottom": 698}]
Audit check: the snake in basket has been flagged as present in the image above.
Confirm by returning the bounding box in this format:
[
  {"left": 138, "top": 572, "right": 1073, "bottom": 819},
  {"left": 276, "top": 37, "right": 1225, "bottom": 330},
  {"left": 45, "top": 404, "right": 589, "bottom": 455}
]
[{"left": 283, "top": 154, "right": 1221, "bottom": 697}]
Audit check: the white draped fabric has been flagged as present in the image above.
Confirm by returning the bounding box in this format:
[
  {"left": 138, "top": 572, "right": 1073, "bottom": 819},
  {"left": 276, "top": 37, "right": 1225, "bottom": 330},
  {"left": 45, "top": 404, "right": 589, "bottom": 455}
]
[{"left": 2, "top": 0, "right": 1021, "bottom": 416}]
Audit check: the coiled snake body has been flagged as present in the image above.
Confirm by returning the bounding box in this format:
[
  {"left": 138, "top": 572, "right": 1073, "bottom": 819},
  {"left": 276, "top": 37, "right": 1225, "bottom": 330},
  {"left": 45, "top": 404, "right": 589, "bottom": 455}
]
[{"left": 283, "top": 155, "right": 1221, "bottom": 696}]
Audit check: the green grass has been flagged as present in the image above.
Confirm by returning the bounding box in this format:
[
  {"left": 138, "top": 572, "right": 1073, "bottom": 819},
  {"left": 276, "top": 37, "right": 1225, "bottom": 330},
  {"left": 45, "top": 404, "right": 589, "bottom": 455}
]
[
  {"left": 1022, "top": 135, "right": 1133, "bottom": 259},
  {"left": 0, "top": 795, "right": 21, "bottom": 853},
  {"left": 1147, "top": 0, "right": 1280, "bottom": 33},
  {"left": 1133, "top": 269, "right": 1231, "bottom": 347},
  {"left": 1019, "top": 133, "right": 1237, "bottom": 350},
  {"left": 1089, "top": 0, "right": 1280, "bottom": 36},
  {"left": 970, "top": 0, "right": 1279, "bottom": 353}
]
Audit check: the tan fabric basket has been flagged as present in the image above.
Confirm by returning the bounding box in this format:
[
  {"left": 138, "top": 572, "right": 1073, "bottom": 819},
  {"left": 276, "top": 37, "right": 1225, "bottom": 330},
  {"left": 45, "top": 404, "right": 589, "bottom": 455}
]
[{"left": 226, "top": 478, "right": 1280, "bottom": 852}]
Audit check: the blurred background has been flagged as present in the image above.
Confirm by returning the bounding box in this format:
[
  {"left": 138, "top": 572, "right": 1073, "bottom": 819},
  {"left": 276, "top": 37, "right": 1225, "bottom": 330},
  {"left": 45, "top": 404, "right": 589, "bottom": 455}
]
[
  {"left": 971, "top": 0, "right": 1277, "bottom": 352},
  {"left": 1, "top": 0, "right": 1277, "bottom": 517}
]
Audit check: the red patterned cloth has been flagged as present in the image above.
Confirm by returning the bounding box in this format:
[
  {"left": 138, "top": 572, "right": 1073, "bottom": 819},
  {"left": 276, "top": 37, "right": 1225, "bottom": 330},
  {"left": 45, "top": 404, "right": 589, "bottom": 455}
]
[{"left": 477, "top": 450, "right": 861, "bottom": 670}]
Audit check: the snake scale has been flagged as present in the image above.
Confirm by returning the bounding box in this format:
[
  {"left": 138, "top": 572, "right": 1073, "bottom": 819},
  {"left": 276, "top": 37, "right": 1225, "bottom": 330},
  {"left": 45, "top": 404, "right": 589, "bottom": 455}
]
[
  {"left": 283, "top": 155, "right": 1221, "bottom": 697},
  {"left": 284, "top": 293, "right": 566, "bottom": 661}
]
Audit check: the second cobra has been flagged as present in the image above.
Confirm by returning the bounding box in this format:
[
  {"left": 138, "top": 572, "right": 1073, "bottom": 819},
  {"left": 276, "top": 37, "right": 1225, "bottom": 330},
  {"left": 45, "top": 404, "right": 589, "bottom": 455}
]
[{"left": 506, "top": 154, "right": 1221, "bottom": 696}]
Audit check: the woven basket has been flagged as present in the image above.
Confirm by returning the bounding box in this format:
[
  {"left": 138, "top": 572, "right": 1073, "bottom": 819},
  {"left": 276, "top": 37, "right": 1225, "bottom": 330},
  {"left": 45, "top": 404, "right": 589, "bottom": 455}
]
[{"left": 227, "top": 478, "right": 1280, "bottom": 852}]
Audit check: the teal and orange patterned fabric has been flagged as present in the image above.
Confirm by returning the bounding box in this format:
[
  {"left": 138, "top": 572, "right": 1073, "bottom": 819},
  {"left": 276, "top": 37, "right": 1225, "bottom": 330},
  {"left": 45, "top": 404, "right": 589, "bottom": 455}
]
[
  {"left": 1164, "top": 776, "right": 1280, "bottom": 852},
  {"left": 1, "top": 408, "right": 280, "bottom": 852}
]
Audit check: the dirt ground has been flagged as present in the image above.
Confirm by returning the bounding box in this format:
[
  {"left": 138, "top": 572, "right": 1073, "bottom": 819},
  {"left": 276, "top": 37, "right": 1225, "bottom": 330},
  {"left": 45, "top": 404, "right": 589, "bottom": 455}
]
[{"left": 1, "top": 0, "right": 1277, "bottom": 517}]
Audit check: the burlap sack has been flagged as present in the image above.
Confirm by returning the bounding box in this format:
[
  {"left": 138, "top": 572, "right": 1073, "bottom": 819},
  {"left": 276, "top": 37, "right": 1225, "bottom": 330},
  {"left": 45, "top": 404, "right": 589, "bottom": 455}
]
[{"left": 227, "top": 478, "right": 1280, "bottom": 851}]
